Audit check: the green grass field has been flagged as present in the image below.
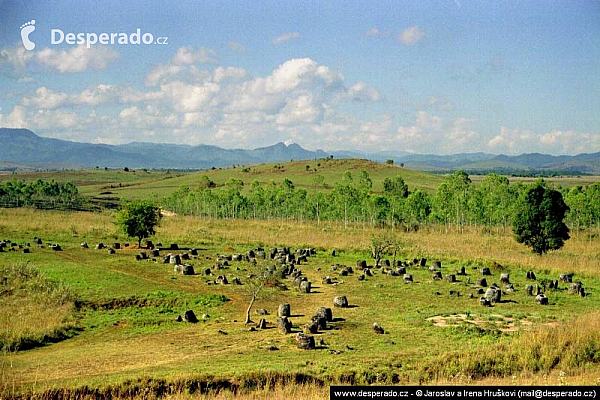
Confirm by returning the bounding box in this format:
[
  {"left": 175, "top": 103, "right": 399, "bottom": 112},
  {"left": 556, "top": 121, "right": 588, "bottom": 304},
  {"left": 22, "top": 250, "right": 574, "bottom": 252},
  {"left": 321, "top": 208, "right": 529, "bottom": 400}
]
[
  {"left": 1, "top": 205, "right": 600, "bottom": 398},
  {"left": 1, "top": 161, "right": 599, "bottom": 398}
]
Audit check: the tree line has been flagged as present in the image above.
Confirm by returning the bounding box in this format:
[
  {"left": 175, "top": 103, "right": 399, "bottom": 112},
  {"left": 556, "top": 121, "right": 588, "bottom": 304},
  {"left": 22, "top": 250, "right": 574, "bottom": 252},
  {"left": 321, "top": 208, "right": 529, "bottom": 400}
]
[
  {"left": 0, "top": 179, "right": 84, "bottom": 210},
  {"left": 163, "top": 170, "right": 600, "bottom": 231}
]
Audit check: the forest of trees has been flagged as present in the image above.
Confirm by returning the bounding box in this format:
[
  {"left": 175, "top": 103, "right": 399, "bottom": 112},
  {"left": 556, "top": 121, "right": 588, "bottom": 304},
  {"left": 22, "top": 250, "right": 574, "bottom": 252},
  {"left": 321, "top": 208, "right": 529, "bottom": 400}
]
[
  {"left": 0, "top": 179, "right": 83, "bottom": 210},
  {"left": 163, "top": 170, "right": 600, "bottom": 231}
]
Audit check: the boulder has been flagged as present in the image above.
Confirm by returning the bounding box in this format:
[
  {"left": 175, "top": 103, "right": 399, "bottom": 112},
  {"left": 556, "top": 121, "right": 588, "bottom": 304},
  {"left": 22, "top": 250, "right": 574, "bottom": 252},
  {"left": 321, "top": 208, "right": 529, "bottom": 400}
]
[
  {"left": 569, "top": 282, "right": 585, "bottom": 297},
  {"left": 278, "top": 303, "right": 291, "bottom": 317},
  {"left": 372, "top": 322, "right": 384, "bottom": 334},
  {"left": 316, "top": 307, "right": 333, "bottom": 322},
  {"left": 445, "top": 274, "right": 456, "bottom": 283},
  {"left": 256, "top": 308, "right": 269, "bottom": 316},
  {"left": 181, "top": 264, "right": 195, "bottom": 275},
  {"left": 333, "top": 295, "right": 348, "bottom": 308},
  {"left": 484, "top": 287, "right": 501, "bottom": 303},
  {"left": 500, "top": 273, "right": 510, "bottom": 284},
  {"left": 183, "top": 310, "right": 198, "bottom": 323},
  {"left": 81, "top": 242, "right": 89, "bottom": 249},
  {"left": 526, "top": 270, "right": 536, "bottom": 280},
  {"left": 312, "top": 315, "right": 327, "bottom": 330},
  {"left": 403, "top": 274, "right": 413, "bottom": 283},
  {"left": 432, "top": 271, "right": 442, "bottom": 280},
  {"left": 536, "top": 294, "right": 549, "bottom": 305},
  {"left": 525, "top": 284, "right": 534, "bottom": 296},
  {"left": 299, "top": 280, "right": 311, "bottom": 293},
  {"left": 95, "top": 243, "right": 105, "bottom": 250},
  {"left": 295, "top": 333, "right": 315, "bottom": 350},
  {"left": 432, "top": 260, "right": 442, "bottom": 269},
  {"left": 560, "top": 273, "right": 573, "bottom": 283},
  {"left": 277, "top": 316, "right": 292, "bottom": 334},
  {"left": 477, "top": 278, "right": 488, "bottom": 287},
  {"left": 304, "top": 321, "right": 319, "bottom": 334},
  {"left": 480, "top": 267, "right": 491, "bottom": 276}
]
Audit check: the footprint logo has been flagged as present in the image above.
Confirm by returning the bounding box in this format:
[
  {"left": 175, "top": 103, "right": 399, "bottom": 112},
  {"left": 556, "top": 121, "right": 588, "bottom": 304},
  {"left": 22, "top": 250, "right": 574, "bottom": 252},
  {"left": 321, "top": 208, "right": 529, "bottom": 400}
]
[{"left": 20, "top": 20, "right": 36, "bottom": 51}]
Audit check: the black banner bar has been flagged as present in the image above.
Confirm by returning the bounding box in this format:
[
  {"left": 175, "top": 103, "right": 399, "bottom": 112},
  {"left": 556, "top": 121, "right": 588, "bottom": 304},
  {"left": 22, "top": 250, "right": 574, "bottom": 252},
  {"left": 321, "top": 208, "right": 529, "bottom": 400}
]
[{"left": 330, "top": 386, "right": 598, "bottom": 400}]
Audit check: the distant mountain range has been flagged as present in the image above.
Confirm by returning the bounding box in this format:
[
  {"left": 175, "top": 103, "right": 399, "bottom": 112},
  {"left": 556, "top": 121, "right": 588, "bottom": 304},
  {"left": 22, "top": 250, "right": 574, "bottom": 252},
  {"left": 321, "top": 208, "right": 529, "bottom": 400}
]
[{"left": 1, "top": 128, "right": 599, "bottom": 174}]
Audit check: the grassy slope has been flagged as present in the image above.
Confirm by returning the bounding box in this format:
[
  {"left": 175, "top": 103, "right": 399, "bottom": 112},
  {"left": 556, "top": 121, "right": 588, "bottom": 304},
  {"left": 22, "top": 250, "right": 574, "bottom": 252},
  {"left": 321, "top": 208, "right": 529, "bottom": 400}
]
[
  {"left": 1, "top": 208, "right": 599, "bottom": 397},
  {"left": 2, "top": 159, "right": 599, "bottom": 207}
]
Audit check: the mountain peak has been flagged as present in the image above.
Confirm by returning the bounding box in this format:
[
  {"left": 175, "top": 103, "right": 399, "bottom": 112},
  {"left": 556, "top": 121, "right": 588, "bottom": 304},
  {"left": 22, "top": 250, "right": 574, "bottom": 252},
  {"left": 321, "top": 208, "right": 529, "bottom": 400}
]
[{"left": 0, "top": 128, "right": 39, "bottom": 140}]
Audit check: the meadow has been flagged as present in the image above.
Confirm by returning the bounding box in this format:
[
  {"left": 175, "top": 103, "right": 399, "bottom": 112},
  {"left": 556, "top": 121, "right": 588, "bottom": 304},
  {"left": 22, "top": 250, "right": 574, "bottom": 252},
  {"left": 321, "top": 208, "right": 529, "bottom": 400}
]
[
  {"left": 3, "top": 158, "right": 598, "bottom": 202},
  {"left": 1, "top": 206, "right": 599, "bottom": 398}
]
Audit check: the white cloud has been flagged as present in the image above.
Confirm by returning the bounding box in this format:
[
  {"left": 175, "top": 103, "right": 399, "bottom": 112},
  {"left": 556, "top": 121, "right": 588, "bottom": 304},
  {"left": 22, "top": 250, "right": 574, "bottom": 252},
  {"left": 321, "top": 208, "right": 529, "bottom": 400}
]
[
  {"left": 1, "top": 105, "right": 29, "bottom": 128},
  {"left": 395, "top": 111, "right": 481, "bottom": 154},
  {"left": 35, "top": 45, "right": 119, "bottom": 73},
  {"left": 160, "top": 80, "right": 220, "bottom": 112},
  {"left": 21, "top": 87, "right": 69, "bottom": 109},
  {"left": 145, "top": 46, "right": 218, "bottom": 86},
  {"left": 17, "top": 76, "right": 35, "bottom": 83},
  {"left": 487, "top": 127, "right": 600, "bottom": 155},
  {"left": 213, "top": 66, "right": 247, "bottom": 83},
  {"left": 228, "top": 41, "right": 246, "bottom": 52},
  {"left": 0, "top": 46, "right": 35, "bottom": 71},
  {"left": 366, "top": 27, "right": 383, "bottom": 37},
  {"left": 346, "top": 83, "right": 380, "bottom": 102},
  {"left": 399, "top": 25, "right": 426, "bottom": 45},
  {"left": 275, "top": 94, "right": 321, "bottom": 125},
  {"left": 118, "top": 105, "right": 179, "bottom": 130},
  {"left": 145, "top": 64, "right": 182, "bottom": 86},
  {"left": 171, "top": 47, "right": 218, "bottom": 65},
  {"left": 271, "top": 32, "right": 300, "bottom": 45},
  {"left": 2, "top": 56, "right": 385, "bottom": 149},
  {"left": 426, "top": 96, "right": 453, "bottom": 111},
  {"left": 31, "top": 109, "right": 80, "bottom": 129}
]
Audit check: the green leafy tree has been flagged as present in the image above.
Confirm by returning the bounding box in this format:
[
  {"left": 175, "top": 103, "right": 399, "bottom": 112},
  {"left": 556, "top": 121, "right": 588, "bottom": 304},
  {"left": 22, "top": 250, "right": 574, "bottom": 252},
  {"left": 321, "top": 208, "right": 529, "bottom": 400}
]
[
  {"left": 116, "top": 201, "right": 162, "bottom": 248},
  {"left": 513, "top": 181, "right": 570, "bottom": 255},
  {"left": 405, "top": 189, "right": 431, "bottom": 225},
  {"left": 433, "top": 171, "right": 472, "bottom": 230}
]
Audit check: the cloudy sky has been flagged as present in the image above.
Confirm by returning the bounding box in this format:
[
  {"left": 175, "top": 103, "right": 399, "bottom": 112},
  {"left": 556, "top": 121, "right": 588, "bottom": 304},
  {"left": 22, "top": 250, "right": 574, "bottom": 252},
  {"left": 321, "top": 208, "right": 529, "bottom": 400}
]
[{"left": 0, "top": 1, "right": 598, "bottom": 155}]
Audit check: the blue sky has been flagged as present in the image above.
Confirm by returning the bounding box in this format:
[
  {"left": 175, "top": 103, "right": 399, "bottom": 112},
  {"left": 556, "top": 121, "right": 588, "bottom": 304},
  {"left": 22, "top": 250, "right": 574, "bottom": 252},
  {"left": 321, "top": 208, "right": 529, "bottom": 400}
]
[{"left": 0, "top": 0, "right": 598, "bottom": 155}]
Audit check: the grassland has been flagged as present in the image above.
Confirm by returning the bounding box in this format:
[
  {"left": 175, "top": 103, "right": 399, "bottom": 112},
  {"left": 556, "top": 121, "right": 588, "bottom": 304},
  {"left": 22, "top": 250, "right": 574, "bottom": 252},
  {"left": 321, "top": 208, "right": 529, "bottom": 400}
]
[
  {"left": 1, "top": 205, "right": 600, "bottom": 398},
  {"left": 3, "top": 159, "right": 598, "bottom": 207}
]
